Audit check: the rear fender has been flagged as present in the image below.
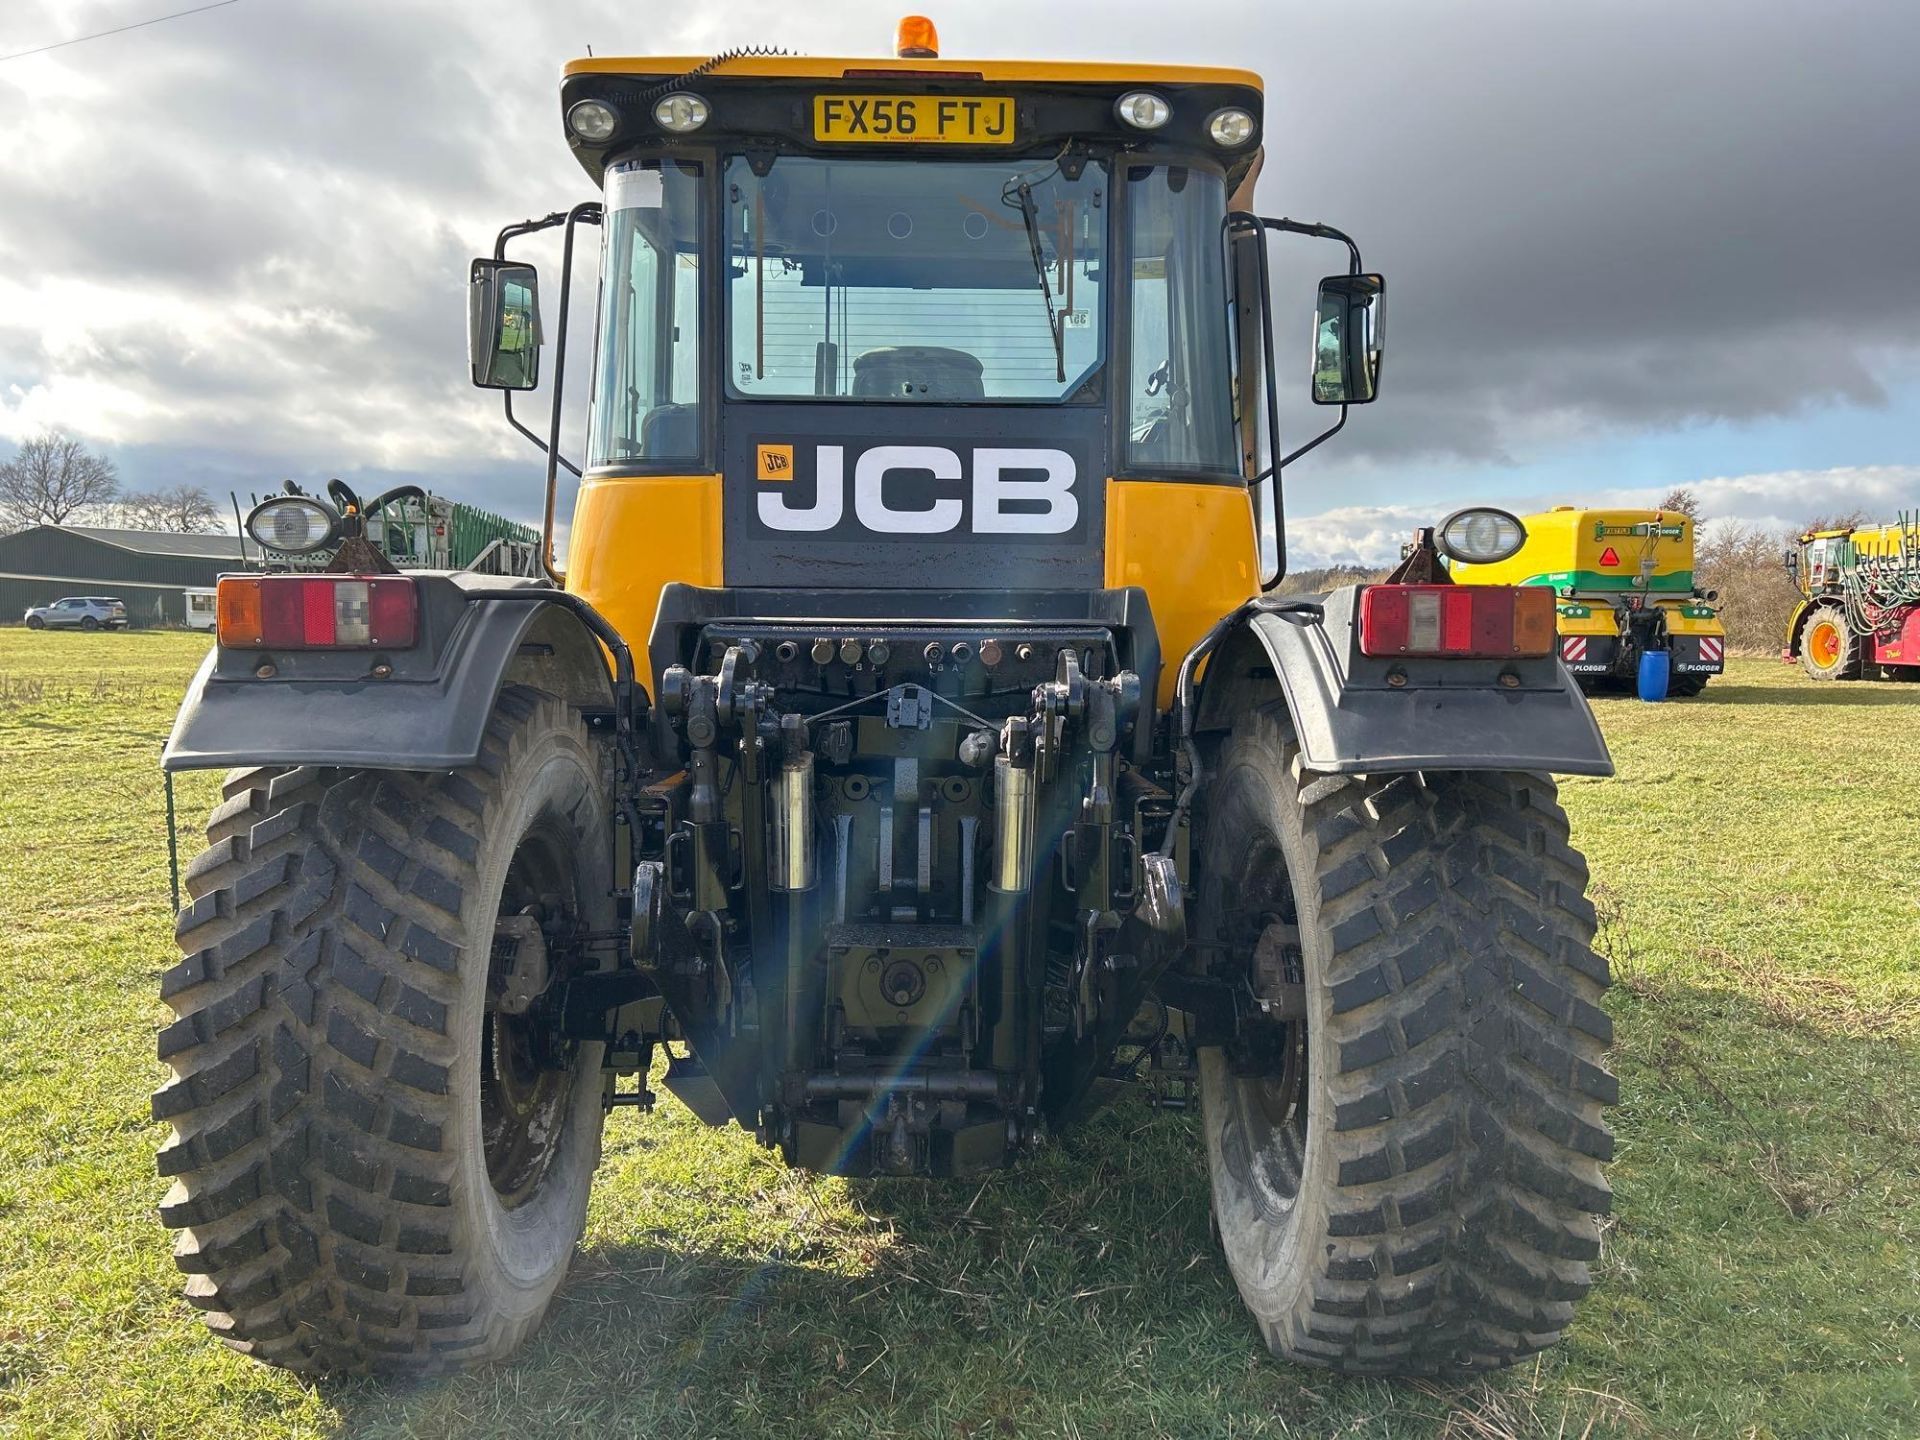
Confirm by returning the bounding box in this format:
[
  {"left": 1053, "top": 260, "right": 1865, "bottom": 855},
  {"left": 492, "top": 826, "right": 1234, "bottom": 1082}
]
[
  {"left": 1195, "top": 586, "right": 1614, "bottom": 776},
  {"left": 162, "top": 574, "right": 618, "bottom": 772}
]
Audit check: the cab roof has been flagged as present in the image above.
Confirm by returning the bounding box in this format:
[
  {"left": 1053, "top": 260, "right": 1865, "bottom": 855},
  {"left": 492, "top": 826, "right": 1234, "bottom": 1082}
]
[
  {"left": 558, "top": 53, "right": 1265, "bottom": 187},
  {"left": 562, "top": 55, "right": 1264, "bottom": 91}
]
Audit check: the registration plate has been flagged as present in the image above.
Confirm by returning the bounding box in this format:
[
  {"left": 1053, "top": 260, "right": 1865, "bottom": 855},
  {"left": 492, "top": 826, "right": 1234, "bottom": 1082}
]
[{"left": 813, "top": 94, "right": 1016, "bottom": 144}]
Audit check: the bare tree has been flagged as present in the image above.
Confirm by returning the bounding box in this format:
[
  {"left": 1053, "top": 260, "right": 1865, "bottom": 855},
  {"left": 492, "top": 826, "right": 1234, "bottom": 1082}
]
[
  {"left": 1695, "top": 521, "right": 1803, "bottom": 652},
  {"left": 1658, "top": 486, "right": 1703, "bottom": 520},
  {"left": 0, "top": 433, "right": 120, "bottom": 530},
  {"left": 1801, "top": 508, "right": 1871, "bottom": 535},
  {"left": 120, "top": 483, "right": 223, "bottom": 534}
]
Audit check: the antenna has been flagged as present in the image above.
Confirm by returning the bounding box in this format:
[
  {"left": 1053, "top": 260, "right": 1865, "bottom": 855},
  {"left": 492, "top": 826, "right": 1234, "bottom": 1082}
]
[{"left": 229, "top": 490, "right": 253, "bottom": 570}]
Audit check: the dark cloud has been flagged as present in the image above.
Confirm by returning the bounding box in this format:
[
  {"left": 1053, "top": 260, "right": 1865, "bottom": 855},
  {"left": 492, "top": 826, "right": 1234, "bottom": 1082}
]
[
  {"left": 1253, "top": 0, "right": 1920, "bottom": 464},
  {"left": 0, "top": 0, "right": 1913, "bottom": 524}
]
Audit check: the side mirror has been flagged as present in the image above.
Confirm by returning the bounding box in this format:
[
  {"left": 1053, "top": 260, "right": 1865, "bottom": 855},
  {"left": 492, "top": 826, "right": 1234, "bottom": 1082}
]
[
  {"left": 468, "top": 259, "right": 542, "bottom": 390},
  {"left": 1311, "top": 272, "right": 1385, "bottom": 405}
]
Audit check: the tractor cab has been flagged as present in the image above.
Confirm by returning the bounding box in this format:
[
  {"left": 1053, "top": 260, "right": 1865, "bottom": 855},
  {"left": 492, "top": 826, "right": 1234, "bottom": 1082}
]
[{"left": 468, "top": 25, "right": 1383, "bottom": 690}]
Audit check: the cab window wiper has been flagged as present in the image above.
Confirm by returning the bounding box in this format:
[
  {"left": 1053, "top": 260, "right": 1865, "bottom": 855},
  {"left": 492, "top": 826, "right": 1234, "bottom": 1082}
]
[{"left": 1009, "top": 180, "right": 1066, "bottom": 383}]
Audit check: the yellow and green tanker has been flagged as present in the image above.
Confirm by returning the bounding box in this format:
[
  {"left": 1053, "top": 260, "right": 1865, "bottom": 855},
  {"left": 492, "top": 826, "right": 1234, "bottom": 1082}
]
[{"left": 1451, "top": 506, "right": 1726, "bottom": 694}]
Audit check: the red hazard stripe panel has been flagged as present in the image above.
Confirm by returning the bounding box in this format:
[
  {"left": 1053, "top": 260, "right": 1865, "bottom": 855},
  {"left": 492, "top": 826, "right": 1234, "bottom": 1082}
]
[
  {"left": 1561, "top": 636, "right": 1588, "bottom": 663},
  {"left": 1699, "top": 637, "right": 1723, "bottom": 664}
]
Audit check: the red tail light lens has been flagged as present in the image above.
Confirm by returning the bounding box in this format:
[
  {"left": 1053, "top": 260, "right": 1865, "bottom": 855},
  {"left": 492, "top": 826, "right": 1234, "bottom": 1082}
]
[
  {"left": 1358, "top": 584, "right": 1554, "bottom": 659},
  {"left": 216, "top": 576, "right": 417, "bottom": 650}
]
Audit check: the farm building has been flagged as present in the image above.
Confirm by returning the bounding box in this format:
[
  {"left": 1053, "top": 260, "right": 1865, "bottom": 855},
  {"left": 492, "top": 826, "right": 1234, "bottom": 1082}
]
[{"left": 0, "top": 525, "right": 247, "bottom": 627}]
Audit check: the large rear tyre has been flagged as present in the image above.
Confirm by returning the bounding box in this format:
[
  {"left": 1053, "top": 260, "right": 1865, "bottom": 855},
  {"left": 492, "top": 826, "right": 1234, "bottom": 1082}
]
[
  {"left": 1800, "top": 605, "right": 1861, "bottom": 681},
  {"left": 155, "top": 686, "right": 612, "bottom": 1375},
  {"left": 1197, "top": 705, "right": 1614, "bottom": 1375},
  {"left": 1668, "top": 674, "right": 1707, "bottom": 697}
]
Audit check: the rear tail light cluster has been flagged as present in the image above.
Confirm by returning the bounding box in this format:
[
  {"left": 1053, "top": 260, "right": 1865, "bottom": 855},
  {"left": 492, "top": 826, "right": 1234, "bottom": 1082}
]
[
  {"left": 1358, "top": 584, "right": 1554, "bottom": 659},
  {"left": 217, "top": 576, "right": 417, "bottom": 650}
]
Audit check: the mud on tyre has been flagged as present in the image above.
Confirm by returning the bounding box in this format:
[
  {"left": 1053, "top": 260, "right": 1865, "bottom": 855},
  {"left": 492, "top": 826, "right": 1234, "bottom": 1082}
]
[
  {"left": 1197, "top": 704, "right": 1615, "bottom": 1374},
  {"left": 155, "top": 686, "right": 611, "bottom": 1374}
]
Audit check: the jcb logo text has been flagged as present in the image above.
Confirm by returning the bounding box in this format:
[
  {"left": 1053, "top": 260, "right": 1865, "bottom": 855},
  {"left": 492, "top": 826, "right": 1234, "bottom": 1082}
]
[{"left": 756, "top": 444, "right": 1078, "bottom": 537}]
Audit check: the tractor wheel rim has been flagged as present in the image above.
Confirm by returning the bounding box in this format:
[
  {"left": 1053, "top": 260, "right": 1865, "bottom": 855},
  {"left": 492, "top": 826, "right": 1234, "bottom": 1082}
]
[
  {"left": 1810, "top": 622, "right": 1840, "bottom": 666},
  {"left": 479, "top": 819, "right": 581, "bottom": 1208},
  {"left": 1218, "top": 829, "right": 1310, "bottom": 1216}
]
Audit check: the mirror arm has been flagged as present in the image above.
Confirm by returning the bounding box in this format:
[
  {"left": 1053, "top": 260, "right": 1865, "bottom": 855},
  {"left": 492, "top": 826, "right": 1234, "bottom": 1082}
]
[
  {"left": 540, "top": 201, "right": 604, "bottom": 585},
  {"left": 493, "top": 210, "right": 572, "bottom": 261},
  {"left": 504, "top": 391, "right": 580, "bottom": 478},
  {"left": 1250, "top": 215, "right": 1368, "bottom": 472},
  {"left": 1278, "top": 406, "right": 1347, "bottom": 471},
  {"left": 1255, "top": 215, "right": 1364, "bottom": 275},
  {"left": 490, "top": 209, "right": 592, "bottom": 482}
]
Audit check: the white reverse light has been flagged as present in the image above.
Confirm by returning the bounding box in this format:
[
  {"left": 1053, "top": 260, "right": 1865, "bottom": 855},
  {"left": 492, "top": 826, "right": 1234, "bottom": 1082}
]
[
  {"left": 331, "top": 580, "right": 372, "bottom": 646},
  {"left": 1115, "top": 91, "right": 1171, "bottom": 130},
  {"left": 566, "top": 99, "right": 619, "bottom": 142},
  {"left": 244, "top": 496, "right": 338, "bottom": 555},
  {"left": 1436, "top": 507, "right": 1527, "bottom": 565},
  {"left": 1208, "top": 107, "right": 1257, "bottom": 147},
  {"left": 653, "top": 93, "right": 711, "bottom": 133}
]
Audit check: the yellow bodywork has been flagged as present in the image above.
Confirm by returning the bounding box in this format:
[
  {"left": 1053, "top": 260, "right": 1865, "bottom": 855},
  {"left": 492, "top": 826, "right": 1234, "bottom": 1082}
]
[
  {"left": 1798, "top": 523, "right": 1914, "bottom": 564},
  {"left": 565, "top": 476, "right": 724, "bottom": 656},
  {"left": 565, "top": 474, "right": 1257, "bottom": 706},
  {"left": 1105, "top": 483, "right": 1258, "bottom": 706},
  {"left": 564, "top": 56, "right": 1263, "bottom": 91}
]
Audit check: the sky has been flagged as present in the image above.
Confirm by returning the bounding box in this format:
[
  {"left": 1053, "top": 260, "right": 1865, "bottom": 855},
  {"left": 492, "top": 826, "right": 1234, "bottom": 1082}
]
[{"left": 1, "top": 0, "right": 1915, "bottom": 566}]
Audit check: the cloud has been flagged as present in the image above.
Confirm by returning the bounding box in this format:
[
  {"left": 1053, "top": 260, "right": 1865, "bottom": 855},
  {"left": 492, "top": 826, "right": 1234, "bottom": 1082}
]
[
  {"left": 1287, "top": 505, "right": 1431, "bottom": 571},
  {"left": 0, "top": 0, "right": 1914, "bottom": 523},
  {"left": 1288, "top": 464, "right": 1920, "bottom": 568}
]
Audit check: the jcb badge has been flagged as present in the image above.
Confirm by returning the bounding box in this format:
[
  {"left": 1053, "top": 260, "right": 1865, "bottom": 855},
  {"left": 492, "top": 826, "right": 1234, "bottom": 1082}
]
[
  {"left": 756, "top": 444, "right": 794, "bottom": 481},
  {"left": 755, "top": 443, "right": 1078, "bottom": 536}
]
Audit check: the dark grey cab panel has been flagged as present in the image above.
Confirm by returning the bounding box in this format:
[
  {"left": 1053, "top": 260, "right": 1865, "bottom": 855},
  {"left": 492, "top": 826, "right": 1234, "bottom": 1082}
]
[{"left": 720, "top": 403, "right": 1108, "bottom": 589}]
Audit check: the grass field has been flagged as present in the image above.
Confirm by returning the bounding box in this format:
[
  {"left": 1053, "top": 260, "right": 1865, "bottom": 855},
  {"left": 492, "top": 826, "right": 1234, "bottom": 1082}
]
[{"left": 0, "top": 629, "right": 1915, "bottom": 1440}]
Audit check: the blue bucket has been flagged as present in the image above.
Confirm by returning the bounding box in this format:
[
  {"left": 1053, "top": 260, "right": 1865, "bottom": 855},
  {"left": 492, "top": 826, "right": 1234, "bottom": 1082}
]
[{"left": 1637, "top": 649, "right": 1671, "bottom": 702}]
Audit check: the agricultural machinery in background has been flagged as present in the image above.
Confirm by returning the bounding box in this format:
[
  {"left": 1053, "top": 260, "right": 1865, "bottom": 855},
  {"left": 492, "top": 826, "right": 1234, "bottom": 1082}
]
[
  {"left": 235, "top": 481, "right": 542, "bottom": 577},
  {"left": 1785, "top": 514, "right": 1920, "bottom": 681},
  {"left": 1449, "top": 506, "right": 1725, "bottom": 697}
]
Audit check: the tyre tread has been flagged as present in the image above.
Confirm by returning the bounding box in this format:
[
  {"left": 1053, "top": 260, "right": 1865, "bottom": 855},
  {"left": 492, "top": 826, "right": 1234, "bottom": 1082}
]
[
  {"left": 1216, "top": 703, "right": 1614, "bottom": 1375},
  {"left": 155, "top": 689, "right": 582, "bottom": 1374}
]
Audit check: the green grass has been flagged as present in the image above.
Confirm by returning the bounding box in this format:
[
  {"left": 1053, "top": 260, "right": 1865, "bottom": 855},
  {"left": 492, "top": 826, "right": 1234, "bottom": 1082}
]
[{"left": 0, "top": 630, "right": 1915, "bottom": 1439}]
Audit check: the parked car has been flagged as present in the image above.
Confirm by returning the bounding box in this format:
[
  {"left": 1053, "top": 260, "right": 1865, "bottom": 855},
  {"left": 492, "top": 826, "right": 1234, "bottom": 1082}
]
[{"left": 23, "top": 596, "right": 128, "bottom": 630}]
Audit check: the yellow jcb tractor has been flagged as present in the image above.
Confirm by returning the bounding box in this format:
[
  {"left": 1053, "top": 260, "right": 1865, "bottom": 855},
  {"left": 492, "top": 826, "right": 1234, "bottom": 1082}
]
[{"left": 158, "top": 21, "right": 1616, "bottom": 1380}]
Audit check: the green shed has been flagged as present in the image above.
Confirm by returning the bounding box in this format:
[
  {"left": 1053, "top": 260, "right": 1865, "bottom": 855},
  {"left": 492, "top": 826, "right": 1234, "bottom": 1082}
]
[{"left": 0, "top": 526, "right": 248, "bottom": 627}]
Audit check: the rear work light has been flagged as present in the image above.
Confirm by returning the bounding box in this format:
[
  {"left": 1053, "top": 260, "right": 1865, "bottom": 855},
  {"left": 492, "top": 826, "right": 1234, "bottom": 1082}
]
[
  {"left": 217, "top": 576, "right": 417, "bottom": 651},
  {"left": 1358, "top": 584, "right": 1555, "bottom": 659}
]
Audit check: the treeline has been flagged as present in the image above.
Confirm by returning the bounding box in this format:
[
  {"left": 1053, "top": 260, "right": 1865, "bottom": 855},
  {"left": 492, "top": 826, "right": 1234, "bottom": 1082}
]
[
  {"left": 1274, "top": 562, "right": 1391, "bottom": 596},
  {"left": 0, "top": 432, "right": 222, "bottom": 534},
  {"left": 1694, "top": 523, "right": 1802, "bottom": 654}
]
